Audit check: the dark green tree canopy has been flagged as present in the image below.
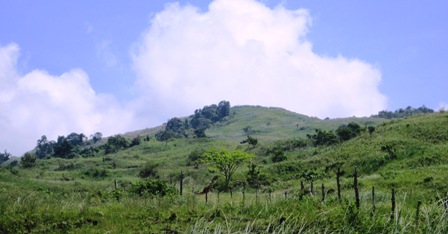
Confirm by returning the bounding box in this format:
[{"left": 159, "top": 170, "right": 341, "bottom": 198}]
[{"left": 373, "top": 105, "right": 434, "bottom": 119}]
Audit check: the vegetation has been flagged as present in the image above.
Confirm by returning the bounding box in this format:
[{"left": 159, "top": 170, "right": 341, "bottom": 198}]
[
  {"left": 372, "top": 105, "right": 434, "bottom": 119},
  {"left": 1, "top": 103, "right": 447, "bottom": 233}
]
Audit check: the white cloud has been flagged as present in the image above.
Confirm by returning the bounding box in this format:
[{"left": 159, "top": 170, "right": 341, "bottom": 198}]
[
  {"left": 439, "top": 102, "right": 448, "bottom": 112},
  {"left": 132, "top": 0, "right": 387, "bottom": 119},
  {"left": 0, "top": 43, "right": 137, "bottom": 156}
]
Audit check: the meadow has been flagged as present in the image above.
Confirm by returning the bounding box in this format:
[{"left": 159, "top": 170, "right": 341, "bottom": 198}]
[{"left": 1, "top": 106, "right": 447, "bottom": 233}]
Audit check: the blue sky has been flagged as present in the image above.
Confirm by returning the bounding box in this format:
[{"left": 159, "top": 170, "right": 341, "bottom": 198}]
[{"left": 1, "top": 0, "right": 447, "bottom": 155}]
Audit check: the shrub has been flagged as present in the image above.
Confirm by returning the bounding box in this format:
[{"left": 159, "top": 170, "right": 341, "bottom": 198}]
[
  {"left": 139, "top": 162, "right": 159, "bottom": 178},
  {"left": 130, "top": 179, "right": 177, "bottom": 196},
  {"left": 21, "top": 153, "right": 36, "bottom": 168},
  {"left": 271, "top": 150, "right": 287, "bottom": 163}
]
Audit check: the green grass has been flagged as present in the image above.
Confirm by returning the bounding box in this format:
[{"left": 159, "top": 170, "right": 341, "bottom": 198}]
[{"left": 1, "top": 107, "right": 447, "bottom": 232}]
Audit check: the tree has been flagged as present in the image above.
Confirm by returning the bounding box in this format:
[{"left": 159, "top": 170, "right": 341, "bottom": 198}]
[
  {"left": 21, "top": 153, "right": 36, "bottom": 168},
  {"left": 66, "top": 132, "right": 84, "bottom": 146},
  {"left": 105, "top": 135, "right": 129, "bottom": 154},
  {"left": 36, "top": 135, "right": 54, "bottom": 159},
  {"left": 0, "top": 150, "right": 11, "bottom": 164},
  {"left": 130, "top": 136, "right": 142, "bottom": 147},
  {"left": 202, "top": 148, "right": 254, "bottom": 191},
  {"left": 53, "top": 139, "right": 74, "bottom": 158},
  {"left": 240, "top": 135, "right": 258, "bottom": 148},
  {"left": 307, "top": 129, "right": 338, "bottom": 146},
  {"left": 336, "top": 122, "right": 362, "bottom": 142},
  {"left": 92, "top": 132, "right": 103, "bottom": 144},
  {"left": 165, "top": 117, "right": 186, "bottom": 138},
  {"left": 217, "top": 100, "right": 230, "bottom": 120},
  {"left": 246, "top": 163, "right": 269, "bottom": 189}
]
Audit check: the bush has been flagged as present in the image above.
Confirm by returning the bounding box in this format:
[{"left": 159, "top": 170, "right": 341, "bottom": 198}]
[
  {"left": 21, "top": 153, "right": 36, "bottom": 168},
  {"left": 271, "top": 150, "right": 287, "bottom": 163},
  {"left": 130, "top": 179, "right": 177, "bottom": 196},
  {"left": 139, "top": 162, "right": 159, "bottom": 178}
]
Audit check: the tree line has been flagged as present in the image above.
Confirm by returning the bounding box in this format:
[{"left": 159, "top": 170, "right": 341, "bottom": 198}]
[
  {"left": 372, "top": 105, "right": 434, "bottom": 119},
  {"left": 156, "top": 100, "right": 230, "bottom": 141}
]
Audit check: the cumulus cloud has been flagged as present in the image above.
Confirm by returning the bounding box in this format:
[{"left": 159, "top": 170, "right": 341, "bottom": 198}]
[
  {"left": 0, "top": 43, "right": 136, "bottom": 156},
  {"left": 132, "top": 0, "right": 387, "bottom": 119},
  {"left": 439, "top": 102, "right": 448, "bottom": 112}
]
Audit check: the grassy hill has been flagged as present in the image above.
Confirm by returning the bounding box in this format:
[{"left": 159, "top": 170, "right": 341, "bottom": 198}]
[
  {"left": 207, "top": 105, "right": 385, "bottom": 142},
  {"left": 1, "top": 105, "right": 447, "bottom": 233}
]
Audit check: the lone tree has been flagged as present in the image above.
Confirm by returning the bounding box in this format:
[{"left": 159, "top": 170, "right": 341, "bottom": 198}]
[{"left": 202, "top": 148, "right": 254, "bottom": 191}]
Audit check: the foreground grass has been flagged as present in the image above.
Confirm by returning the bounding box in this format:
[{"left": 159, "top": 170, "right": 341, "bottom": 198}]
[
  {"left": 1, "top": 111, "right": 447, "bottom": 232},
  {"left": 1, "top": 185, "right": 447, "bottom": 233}
]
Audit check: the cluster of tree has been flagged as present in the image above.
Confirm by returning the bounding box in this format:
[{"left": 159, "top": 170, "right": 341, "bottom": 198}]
[
  {"left": 33, "top": 132, "right": 143, "bottom": 159},
  {"left": 307, "top": 122, "right": 365, "bottom": 146},
  {"left": 372, "top": 106, "right": 434, "bottom": 119},
  {"left": 35, "top": 133, "right": 93, "bottom": 159},
  {"left": 156, "top": 101, "right": 231, "bottom": 141},
  {"left": 105, "top": 134, "right": 147, "bottom": 154},
  {"left": 0, "top": 150, "right": 11, "bottom": 164}
]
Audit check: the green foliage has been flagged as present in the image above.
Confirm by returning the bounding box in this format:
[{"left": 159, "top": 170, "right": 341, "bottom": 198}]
[
  {"left": 20, "top": 152, "right": 36, "bottom": 168},
  {"left": 240, "top": 135, "right": 258, "bottom": 147},
  {"left": 139, "top": 162, "right": 159, "bottom": 178},
  {"left": 187, "top": 148, "right": 205, "bottom": 168},
  {"left": 336, "top": 122, "right": 361, "bottom": 142},
  {"left": 155, "top": 101, "right": 231, "bottom": 141},
  {"left": 0, "top": 150, "right": 11, "bottom": 164},
  {"left": 129, "top": 136, "right": 142, "bottom": 147},
  {"left": 246, "top": 164, "right": 269, "bottom": 189},
  {"left": 271, "top": 149, "right": 287, "bottom": 163},
  {"left": 202, "top": 148, "right": 254, "bottom": 191},
  {"left": 104, "top": 135, "right": 129, "bottom": 154},
  {"left": 307, "top": 129, "right": 338, "bottom": 146},
  {"left": 130, "top": 179, "right": 177, "bottom": 196},
  {"left": 373, "top": 105, "right": 434, "bottom": 119},
  {"left": 83, "top": 167, "right": 108, "bottom": 178},
  {"left": 368, "top": 126, "right": 376, "bottom": 137},
  {"left": 53, "top": 138, "right": 75, "bottom": 158},
  {"left": 91, "top": 132, "right": 102, "bottom": 143}
]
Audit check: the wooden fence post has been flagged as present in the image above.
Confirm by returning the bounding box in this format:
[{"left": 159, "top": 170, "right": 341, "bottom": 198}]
[
  {"left": 354, "top": 167, "right": 360, "bottom": 209},
  {"left": 415, "top": 200, "right": 421, "bottom": 227},
  {"left": 371, "top": 186, "right": 375, "bottom": 219},
  {"left": 179, "top": 170, "right": 184, "bottom": 196},
  {"left": 337, "top": 167, "right": 341, "bottom": 202},
  {"left": 390, "top": 186, "right": 395, "bottom": 222},
  {"left": 321, "top": 183, "right": 325, "bottom": 202}
]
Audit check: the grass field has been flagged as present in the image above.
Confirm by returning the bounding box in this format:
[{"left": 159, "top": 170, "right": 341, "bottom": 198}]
[{"left": 1, "top": 106, "right": 447, "bottom": 233}]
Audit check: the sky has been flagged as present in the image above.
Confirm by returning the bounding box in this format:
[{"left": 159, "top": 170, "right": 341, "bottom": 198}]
[{"left": 1, "top": 0, "right": 447, "bottom": 156}]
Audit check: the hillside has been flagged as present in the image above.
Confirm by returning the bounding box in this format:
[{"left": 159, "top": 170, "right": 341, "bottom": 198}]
[
  {"left": 207, "top": 105, "right": 385, "bottom": 142},
  {"left": 0, "top": 105, "right": 447, "bottom": 233}
]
